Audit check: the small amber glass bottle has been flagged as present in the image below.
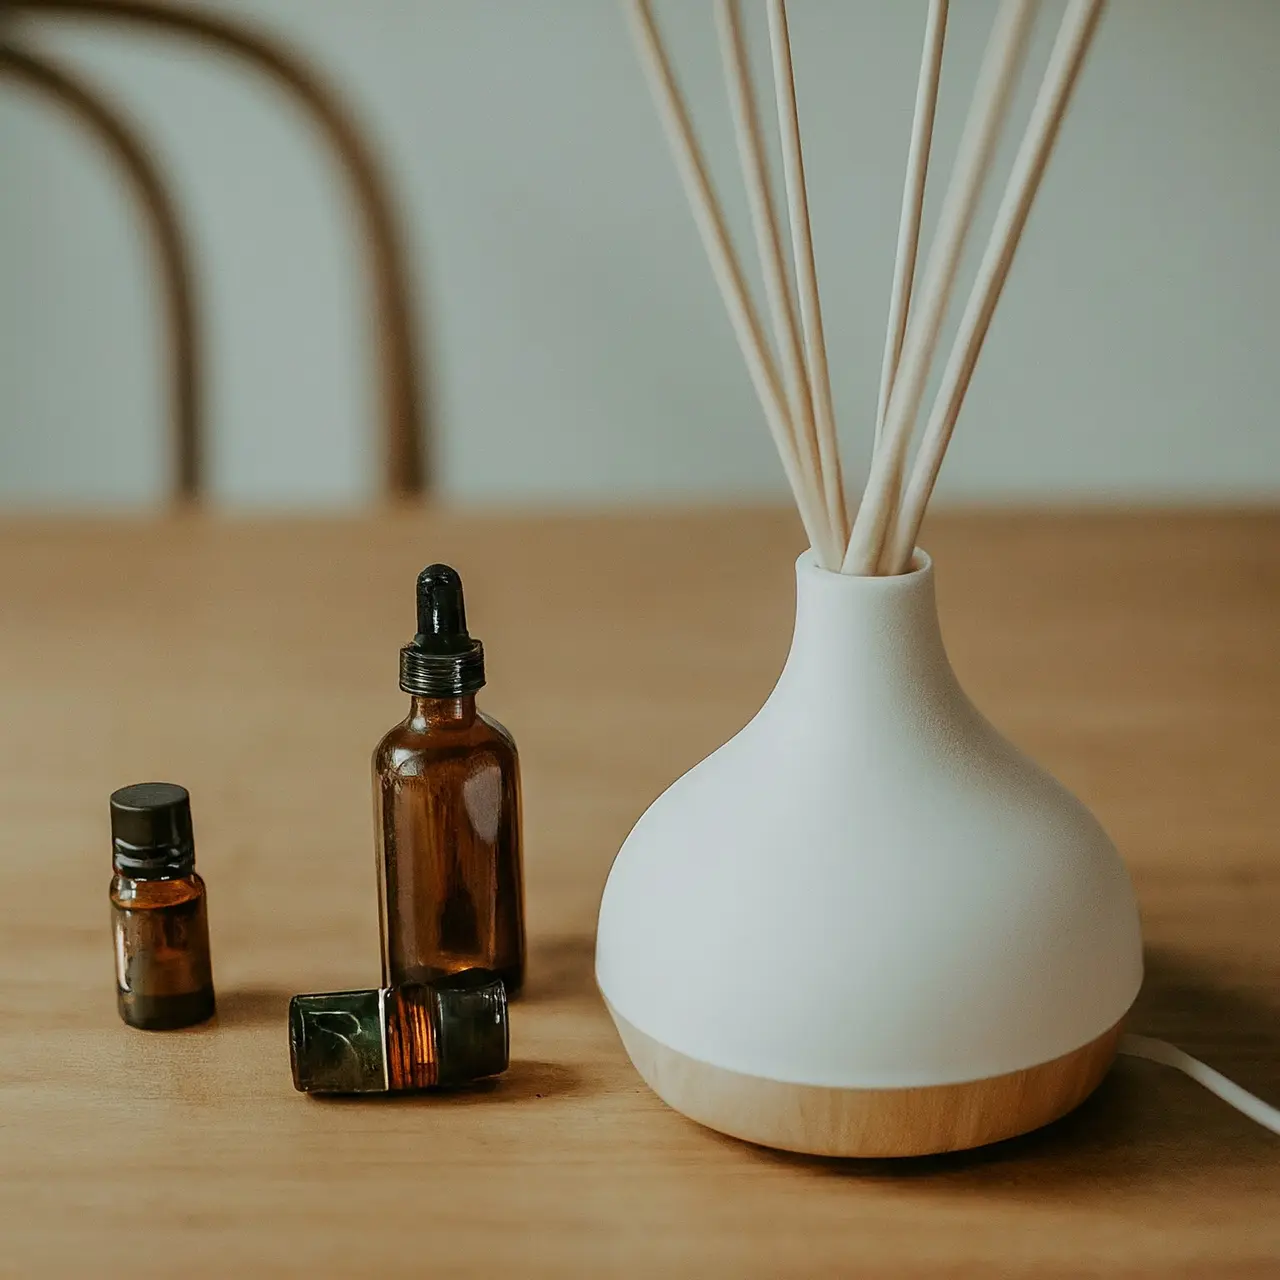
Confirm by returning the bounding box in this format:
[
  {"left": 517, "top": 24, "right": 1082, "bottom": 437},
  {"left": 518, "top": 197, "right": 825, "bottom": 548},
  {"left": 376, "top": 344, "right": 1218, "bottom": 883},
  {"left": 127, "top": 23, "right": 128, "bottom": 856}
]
[
  {"left": 288, "top": 973, "right": 509, "bottom": 1094},
  {"left": 373, "top": 565, "right": 525, "bottom": 995},
  {"left": 109, "top": 782, "right": 215, "bottom": 1030}
]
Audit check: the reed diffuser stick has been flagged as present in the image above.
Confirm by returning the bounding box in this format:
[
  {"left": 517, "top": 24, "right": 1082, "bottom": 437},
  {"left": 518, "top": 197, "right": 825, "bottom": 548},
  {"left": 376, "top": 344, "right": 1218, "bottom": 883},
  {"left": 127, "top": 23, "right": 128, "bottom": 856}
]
[
  {"left": 842, "top": 0, "right": 1036, "bottom": 575},
  {"left": 874, "top": 0, "right": 949, "bottom": 453},
  {"left": 626, "top": 0, "right": 834, "bottom": 562},
  {"left": 627, "top": 1, "right": 1102, "bottom": 577},
  {"left": 714, "top": 0, "right": 834, "bottom": 562},
  {"left": 765, "top": 0, "right": 848, "bottom": 547},
  {"left": 885, "top": 0, "right": 1105, "bottom": 573}
]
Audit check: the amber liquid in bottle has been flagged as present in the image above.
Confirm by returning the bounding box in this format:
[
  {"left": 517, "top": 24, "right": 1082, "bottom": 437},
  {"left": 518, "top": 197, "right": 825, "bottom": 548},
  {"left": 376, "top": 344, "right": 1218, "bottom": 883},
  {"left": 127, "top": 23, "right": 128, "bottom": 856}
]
[
  {"left": 374, "top": 565, "right": 525, "bottom": 995},
  {"left": 111, "top": 873, "right": 215, "bottom": 1029}
]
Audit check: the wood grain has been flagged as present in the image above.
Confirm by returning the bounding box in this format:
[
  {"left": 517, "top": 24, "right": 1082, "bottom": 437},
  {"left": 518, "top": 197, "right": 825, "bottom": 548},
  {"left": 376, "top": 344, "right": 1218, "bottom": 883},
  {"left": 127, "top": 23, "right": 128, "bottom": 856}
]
[
  {"left": 0, "top": 508, "right": 1277, "bottom": 1278},
  {"left": 611, "top": 1009, "right": 1125, "bottom": 1159}
]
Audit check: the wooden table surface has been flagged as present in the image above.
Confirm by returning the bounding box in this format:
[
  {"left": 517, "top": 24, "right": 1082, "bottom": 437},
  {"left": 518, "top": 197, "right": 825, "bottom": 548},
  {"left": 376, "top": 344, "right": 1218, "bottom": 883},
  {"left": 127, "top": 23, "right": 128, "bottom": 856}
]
[{"left": 0, "top": 508, "right": 1276, "bottom": 1278}]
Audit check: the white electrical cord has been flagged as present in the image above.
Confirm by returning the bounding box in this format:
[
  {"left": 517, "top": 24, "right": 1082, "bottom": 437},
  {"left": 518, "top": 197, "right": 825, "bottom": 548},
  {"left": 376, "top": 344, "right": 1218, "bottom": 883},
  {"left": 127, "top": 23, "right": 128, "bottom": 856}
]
[{"left": 1120, "top": 1034, "right": 1280, "bottom": 1136}]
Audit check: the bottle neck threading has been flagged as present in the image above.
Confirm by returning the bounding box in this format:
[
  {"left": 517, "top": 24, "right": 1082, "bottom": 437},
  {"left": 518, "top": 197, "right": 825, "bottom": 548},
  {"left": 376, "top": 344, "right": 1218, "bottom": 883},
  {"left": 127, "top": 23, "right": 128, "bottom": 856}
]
[{"left": 111, "top": 849, "right": 195, "bottom": 880}]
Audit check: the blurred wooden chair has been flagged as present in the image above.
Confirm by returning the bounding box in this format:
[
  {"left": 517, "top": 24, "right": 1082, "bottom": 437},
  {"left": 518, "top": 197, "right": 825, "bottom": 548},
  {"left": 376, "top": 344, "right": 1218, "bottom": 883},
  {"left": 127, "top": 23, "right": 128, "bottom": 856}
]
[{"left": 0, "top": 0, "right": 427, "bottom": 501}]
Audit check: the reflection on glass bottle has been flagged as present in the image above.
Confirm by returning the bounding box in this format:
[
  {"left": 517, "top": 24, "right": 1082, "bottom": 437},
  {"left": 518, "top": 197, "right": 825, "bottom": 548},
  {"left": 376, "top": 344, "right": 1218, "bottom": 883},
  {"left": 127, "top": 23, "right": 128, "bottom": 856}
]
[
  {"left": 109, "top": 782, "right": 215, "bottom": 1030},
  {"left": 373, "top": 565, "right": 525, "bottom": 995}
]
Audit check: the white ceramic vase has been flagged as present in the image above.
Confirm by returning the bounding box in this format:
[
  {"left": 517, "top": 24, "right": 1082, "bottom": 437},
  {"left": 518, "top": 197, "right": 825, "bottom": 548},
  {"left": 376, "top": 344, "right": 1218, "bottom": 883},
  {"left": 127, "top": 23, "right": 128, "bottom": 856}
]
[{"left": 596, "top": 550, "right": 1143, "bottom": 1157}]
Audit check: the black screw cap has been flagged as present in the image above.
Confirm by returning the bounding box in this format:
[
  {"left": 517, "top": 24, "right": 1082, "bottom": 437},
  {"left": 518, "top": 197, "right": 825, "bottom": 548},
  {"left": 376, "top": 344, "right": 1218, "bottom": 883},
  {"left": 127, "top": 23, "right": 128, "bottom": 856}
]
[{"left": 110, "top": 782, "right": 195, "bottom": 878}]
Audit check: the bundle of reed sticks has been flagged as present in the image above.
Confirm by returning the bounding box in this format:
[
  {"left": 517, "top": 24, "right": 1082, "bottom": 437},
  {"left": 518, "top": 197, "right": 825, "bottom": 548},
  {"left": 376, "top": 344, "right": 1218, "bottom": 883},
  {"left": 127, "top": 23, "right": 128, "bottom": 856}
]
[{"left": 628, "top": 0, "right": 1104, "bottom": 575}]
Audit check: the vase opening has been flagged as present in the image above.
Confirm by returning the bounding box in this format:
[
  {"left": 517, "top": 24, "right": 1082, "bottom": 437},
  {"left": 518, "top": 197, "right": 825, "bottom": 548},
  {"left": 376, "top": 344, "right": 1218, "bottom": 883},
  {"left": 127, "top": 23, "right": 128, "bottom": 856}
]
[{"left": 800, "top": 546, "right": 930, "bottom": 582}]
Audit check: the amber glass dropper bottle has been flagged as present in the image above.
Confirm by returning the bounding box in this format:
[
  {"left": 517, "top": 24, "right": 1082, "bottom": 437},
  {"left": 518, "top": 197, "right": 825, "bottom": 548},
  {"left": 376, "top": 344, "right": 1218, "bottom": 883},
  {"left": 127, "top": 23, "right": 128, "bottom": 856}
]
[{"left": 373, "top": 565, "right": 525, "bottom": 995}]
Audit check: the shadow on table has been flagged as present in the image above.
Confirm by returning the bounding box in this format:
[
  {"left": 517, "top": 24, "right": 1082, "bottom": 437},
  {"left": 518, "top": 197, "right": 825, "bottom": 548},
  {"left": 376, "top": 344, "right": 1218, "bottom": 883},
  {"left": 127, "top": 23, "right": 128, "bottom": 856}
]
[
  {"left": 311, "top": 1059, "right": 588, "bottom": 1106},
  {"left": 720, "top": 947, "right": 1280, "bottom": 1190}
]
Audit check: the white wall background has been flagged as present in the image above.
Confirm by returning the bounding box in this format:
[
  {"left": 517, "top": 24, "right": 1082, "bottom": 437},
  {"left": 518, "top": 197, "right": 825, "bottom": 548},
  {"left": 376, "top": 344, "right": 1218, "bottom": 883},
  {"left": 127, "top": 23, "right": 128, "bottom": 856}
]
[{"left": 1, "top": 0, "right": 1278, "bottom": 508}]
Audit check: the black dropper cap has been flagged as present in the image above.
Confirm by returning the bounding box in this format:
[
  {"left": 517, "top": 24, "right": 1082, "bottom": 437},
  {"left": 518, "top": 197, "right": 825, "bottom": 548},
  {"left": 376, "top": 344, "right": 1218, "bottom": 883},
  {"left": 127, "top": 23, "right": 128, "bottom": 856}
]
[
  {"left": 399, "top": 564, "right": 486, "bottom": 697},
  {"left": 110, "top": 782, "right": 195, "bottom": 879}
]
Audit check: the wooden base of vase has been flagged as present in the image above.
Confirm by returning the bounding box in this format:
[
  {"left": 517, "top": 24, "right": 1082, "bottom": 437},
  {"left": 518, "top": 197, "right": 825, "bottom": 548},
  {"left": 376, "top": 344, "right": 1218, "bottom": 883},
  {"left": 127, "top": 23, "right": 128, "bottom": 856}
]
[{"left": 608, "top": 1006, "right": 1124, "bottom": 1158}]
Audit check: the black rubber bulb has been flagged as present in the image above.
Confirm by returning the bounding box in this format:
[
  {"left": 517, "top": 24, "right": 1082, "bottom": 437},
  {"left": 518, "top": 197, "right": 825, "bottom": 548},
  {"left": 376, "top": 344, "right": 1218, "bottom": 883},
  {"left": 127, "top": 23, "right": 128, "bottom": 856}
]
[{"left": 415, "top": 564, "right": 470, "bottom": 653}]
